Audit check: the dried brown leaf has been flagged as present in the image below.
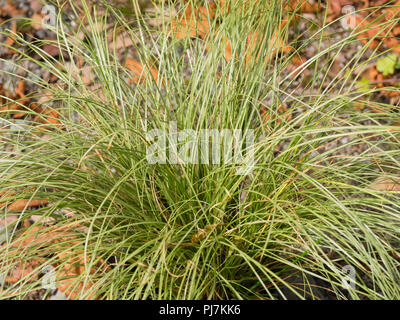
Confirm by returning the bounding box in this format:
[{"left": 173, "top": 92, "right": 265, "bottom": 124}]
[
  {"left": 370, "top": 176, "right": 400, "bottom": 191},
  {"left": 126, "top": 57, "right": 165, "bottom": 86}
]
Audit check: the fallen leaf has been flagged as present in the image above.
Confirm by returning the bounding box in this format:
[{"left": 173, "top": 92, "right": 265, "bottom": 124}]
[
  {"left": 32, "top": 40, "right": 69, "bottom": 60},
  {"left": 34, "top": 107, "right": 61, "bottom": 130},
  {"left": 0, "top": 1, "right": 27, "bottom": 17},
  {"left": 169, "top": 3, "right": 216, "bottom": 39},
  {"left": 261, "top": 103, "right": 292, "bottom": 126},
  {"left": 370, "top": 176, "right": 400, "bottom": 191},
  {"left": 8, "top": 199, "right": 48, "bottom": 211},
  {"left": 291, "top": 0, "right": 318, "bottom": 13},
  {"left": 146, "top": 6, "right": 177, "bottom": 27},
  {"left": 55, "top": 247, "right": 98, "bottom": 299},
  {"left": 376, "top": 53, "right": 398, "bottom": 76},
  {"left": 41, "top": 43, "right": 65, "bottom": 57},
  {"left": 126, "top": 57, "right": 164, "bottom": 85},
  {"left": 5, "top": 20, "right": 17, "bottom": 46},
  {"left": 250, "top": 30, "right": 292, "bottom": 61},
  {"left": 287, "top": 54, "right": 309, "bottom": 78},
  {"left": 31, "top": 12, "right": 45, "bottom": 31},
  {"left": 0, "top": 215, "right": 18, "bottom": 229},
  {"left": 0, "top": 188, "right": 48, "bottom": 211},
  {"left": 326, "top": 0, "right": 354, "bottom": 22},
  {"left": 217, "top": 0, "right": 261, "bottom": 15},
  {"left": 0, "top": 80, "right": 30, "bottom": 117},
  {"left": 384, "top": 37, "right": 400, "bottom": 53},
  {"left": 354, "top": 16, "right": 393, "bottom": 50},
  {"left": 224, "top": 30, "right": 291, "bottom": 64},
  {"left": 4, "top": 257, "right": 45, "bottom": 284},
  {"left": 113, "top": 34, "right": 135, "bottom": 50},
  {"left": 1, "top": 222, "right": 104, "bottom": 299},
  {"left": 15, "top": 79, "right": 25, "bottom": 98},
  {"left": 385, "top": 0, "right": 400, "bottom": 20}
]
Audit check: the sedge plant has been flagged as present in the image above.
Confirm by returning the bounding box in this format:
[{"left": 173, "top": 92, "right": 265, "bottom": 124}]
[{"left": 0, "top": 0, "right": 400, "bottom": 299}]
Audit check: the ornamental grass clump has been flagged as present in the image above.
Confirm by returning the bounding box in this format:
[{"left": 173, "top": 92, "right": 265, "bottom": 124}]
[{"left": 0, "top": 0, "right": 400, "bottom": 299}]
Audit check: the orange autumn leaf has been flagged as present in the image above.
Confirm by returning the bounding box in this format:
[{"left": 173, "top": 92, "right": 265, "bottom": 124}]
[
  {"left": 3, "top": 225, "right": 51, "bottom": 249},
  {"left": 31, "top": 12, "right": 45, "bottom": 31},
  {"left": 33, "top": 107, "right": 61, "bottom": 130},
  {"left": 216, "top": 31, "right": 291, "bottom": 64},
  {"left": 7, "top": 199, "right": 48, "bottom": 211},
  {"left": 0, "top": 0, "right": 27, "bottom": 17},
  {"left": 0, "top": 101, "right": 19, "bottom": 112},
  {"left": 385, "top": 0, "right": 400, "bottom": 20},
  {"left": 218, "top": 0, "right": 230, "bottom": 15},
  {"left": 384, "top": 37, "right": 400, "bottom": 53},
  {"left": 325, "top": 1, "right": 400, "bottom": 51},
  {"left": 287, "top": 54, "right": 308, "bottom": 78},
  {"left": 261, "top": 103, "right": 292, "bottom": 126},
  {"left": 292, "top": 0, "right": 317, "bottom": 13},
  {"left": 170, "top": 18, "right": 197, "bottom": 39},
  {"left": 12, "top": 111, "right": 27, "bottom": 119},
  {"left": 4, "top": 259, "right": 45, "bottom": 284},
  {"left": 326, "top": 0, "right": 354, "bottom": 22},
  {"left": 12, "top": 81, "right": 29, "bottom": 118},
  {"left": 353, "top": 16, "right": 394, "bottom": 50},
  {"left": 370, "top": 176, "right": 400, "bottom": 191},
  {"left": 5, "top": 20, "right": 17, "bottom": 48},
  {"left": 246, "top": 31, "right": 292, "bottom": 64},
  {"left": 214, "top": 36, "right": 232, "bottom": 61},
  {"left": 1, "top": 222, "right": 104, "bottom": 299},
  {"left": 126, "top": 57, "right": 165, "bottom": 86},
  {"left": 217, "top": 0, "right": 261, "bottom": 15},
  {"left": 55, "top": 246, "right": 100, "bottom": 300},
  {"left": 0, "top": 224, "right": 57, "bottom": 284},
  {"left": 218, "top": 0, "right": 316, "bottom": 17},
  {"left": 368, "top": 65, "right": 388, "bottom": 89},
  {"left": 0, "top": 80, "right": 31, "bottom": 118},
  {"left": 169, "top": 3, "right": 216, "bottom": 39},
  {"left": 15, "top": 80, "right": 25, "bottom": 98},
  {"left": 0, "top": 187, "right": 48, "bottom": 211},
  {"left": 42, "top": 108, "right": 60, "bottom": 125}
]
